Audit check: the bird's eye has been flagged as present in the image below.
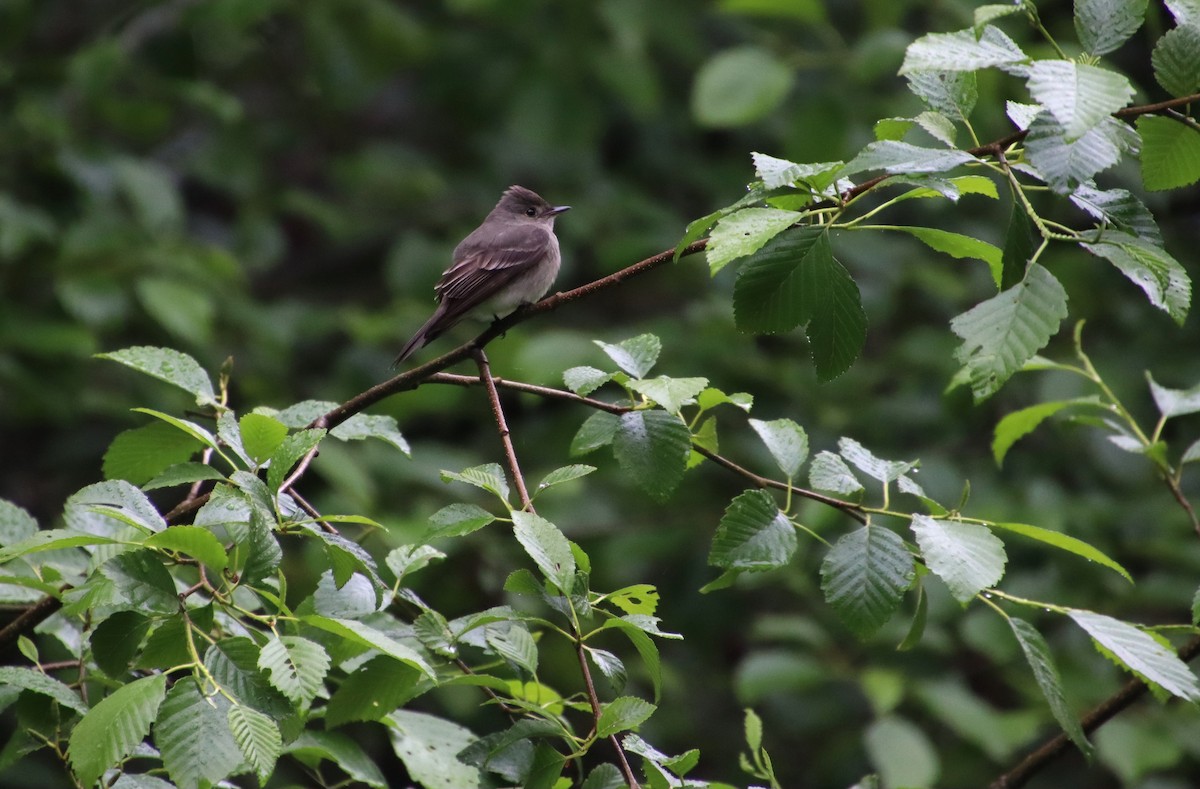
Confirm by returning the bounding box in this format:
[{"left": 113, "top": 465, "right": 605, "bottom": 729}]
[{"left": 525, "top": 207, "right": 537, "bottom": 217}]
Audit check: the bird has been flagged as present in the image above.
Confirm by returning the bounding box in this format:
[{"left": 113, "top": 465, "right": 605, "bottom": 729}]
[{"left": 394, "top": 185, "right": 570, "bottom": 365}]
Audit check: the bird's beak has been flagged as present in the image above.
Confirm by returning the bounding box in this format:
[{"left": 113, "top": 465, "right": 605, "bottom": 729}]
[{"left": 548, "top": 205, "right": 571, "bottom": 216}]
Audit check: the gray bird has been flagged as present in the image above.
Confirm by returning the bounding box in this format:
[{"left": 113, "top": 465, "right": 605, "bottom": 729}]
[{"left": 394, "top": 185, "right": 570, "bottom": 365}]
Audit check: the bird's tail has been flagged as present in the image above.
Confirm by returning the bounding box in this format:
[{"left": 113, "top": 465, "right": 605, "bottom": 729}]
[{"left": 392, "top": 303, "right": 449, "bottom": 367}]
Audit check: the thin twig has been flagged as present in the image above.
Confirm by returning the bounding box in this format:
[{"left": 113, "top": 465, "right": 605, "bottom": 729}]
[
  {"left": 0, "top": 593, "right": 63, "bottom": 651},
  {"left": 576, "top": 639, "right": 641, "bottom": 789},
  {"left": 472, "top": 348, "right": 534, "bottom": 511},
  {"left": 291, "top": 489, "right": 339, "bottom": 535}
]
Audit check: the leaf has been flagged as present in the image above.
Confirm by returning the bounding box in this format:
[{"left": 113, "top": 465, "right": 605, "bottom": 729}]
[
  {"left": 1146, "top": 372, "right": 1200, "bottom": 419},
  {"left": 1152, "top": 23, "right": 1200, "bottom": 97},
  {"left": 1068, "top": 610, "right": 1200, "bottom": 701},
  {"left": 990, "top": 522, "right": 1131, "bottom": 582},
  {"left": 950, "top": 263, "right": 1069, "bottom": 402},
  {"left": 204, "top": 638, "right": 292, "bottom": 718},
  {"left": 266, "top": 427, "right": 326, "bottom": 493},
  {"left": 487, "top": 622, "right": 539, "bottom": 676},
  {"left": 424, "top": 503, "right": 496, "bottom": 539},
  {"left": 1075, "top": 0, "right": 1148, "bottom": 55},
  {"left": 228, "top": 705, "right": 282, "bottom": 785},
  {"left": 239, "top": 413, "right": 289, "bottom": 464},
  {"left": 706, "top": 208, "right": 803, "bottom": 275},
  {"left": 1167, "top": 0, "right": 1200, "bottom": 25},
  {"left": 386, "top": 544, "right": 446, "bottom": 582},
  {"left": 600, "top": 619, "right": 664, "bottom": 702},
  {"left": 748, "top": 418, "right": 809, "bottom": 478},
  {"left": 0, "top": 529, "right": 120, "bottom": 565},
  {"left": 613, "top": 411, "right": 691, "bottom": 502},
  {"left": 95, "top": 346, "right": 217, "bottom": 407},
  {"left": 68, "top": 674, "right": 167, "bottom": 788},
  {"left": 691, "top": 46, "right": 794, "bottom": 128},
  {"left": 142, "top": 462, "right": 226, "bottom": 491},
  {"left": 102, "top": 422, "right": 203, "bottom": 486},
  {"left": 145, "top": 525, "right": 228, "bottom": 573},
  {"left": 608, "top": 584, "right": 660, "bottom": 616},
  {"left": 586, "top": 647, "right": 627, "bottom": 692},
  {"left": 906, "top": 70, "right": 978, "bottom": 118},
  {"left": 66, "top": 479, "right": 167, "bottom": 535},
  {"left": 820, "top": 525, "right": 914, "bottom": 639},
  {"left": 326, "top": 656, "right": 426, "bottom": 727},
  {"left": 1008, "top": 617, "right": 1092, "bottom": 755},
  {"left": 1026, "top": 60, "right": 1134, "bottom": 141},
  {"left": 597, "top": 696, "right": 657, "bottom": 738},
  {"left": 1025, "top": 112, "right": 1134, "bottom": 193},
  {"left": 900, "top": 25, "right": 1028, "bottom": 74},
  {"left": 331, "top": 413, "right": 411, "bottom": 456},
  {"left": 512, "top": 511, "right": 576, "bottom": 593},
  {"left": 1137, "top": 114, "right": 1200, "bottom": 191},
  {"left": 90, "top": 611, "right": 152, "bottom": 678},
  {"left": 303, "top": 615, "right": 437, "bottom": 679},
  {"left": 563, "top": 366, "right": 612, "bottom": 396},
  {"left": 1081, "top": 232, "right": 1191, "bottom": 325},
  {"left": 838, "top": 438, "right": 917, "bottom": 484},
  {"left": 595, "top": 334, "right": 661, "bottom": 378},
  {"left": 1070, "top": 184, "right": 1162, "bottom": 245},
  {"left": 388, "top": 710, "right": 485, "bottom": 789},
  {"left": 910, "top": 515, "right": 1006, "bottom": 603},
  {"left": 629, "top": 376, "right": 708, "bottom": 415},
  {"left": 534, "top": 464, "right": 597, "bottom": 495},
  {"left": 571, "top": 411, "right": 620, "bottom": 456},
  {"left": 975, "top": 3, "right": 1022, "bottom": 28},
  {"left": 285, "top": 731, "right": 387, "bottom": 788},
  {"left": 708, "top": 489, "right": 796, "bottom": 572},
  {"left": 808, "top": 450, "right": 864, "bottom": 494},
  {"left": 257, "top": 635, "right": 330, "bottom": 706},
  {"left": 98, "top": 549, "right": 180, "bottom": 614},
  {"left": 0, "top": 666, "right": 88, "bottom": 715},
  {"left": 440, "top": 463, "right": 510, "bottom": 502},
  {"left": 864, "top": 716, "right": 940, "bottom": 789},
  {"left": 889, "top": 227, "right": 1002, "bottom": 280},
  {"left": 752, "top": 152, "right": 845, "bottom": 191},
  {"left": 154, "top": 677, "right": 243, "bottom": 789},
  {"left": 841, "top": 140, "right": 977, "bottom": 177},
  {"left": 992, "top": 397, "right": 1102, "bottom": 465}
]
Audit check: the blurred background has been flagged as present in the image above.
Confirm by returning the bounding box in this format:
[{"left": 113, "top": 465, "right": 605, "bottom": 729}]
[{"left": 2, "top": 0, "right": 1199, "bottom": 786}]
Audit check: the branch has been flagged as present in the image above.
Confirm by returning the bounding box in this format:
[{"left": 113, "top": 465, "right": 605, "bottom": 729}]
[
  {"left": 990, "top": 634, "right": 1200, "bottom": 789},
  {"left": 471, "top": 348, "right": 533, "bottom": 511},
  {"left": 0, "top": 593, "right": 63, "bottom": 652}
]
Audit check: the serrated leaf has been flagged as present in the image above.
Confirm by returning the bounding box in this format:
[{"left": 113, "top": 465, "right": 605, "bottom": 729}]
[
  {"left": 1027, "top": 60, "right": 1134, "bottom": 141},
  {"left": 68, "top": 674, "right": 167, "bottom": 788},
  {"left": 258, "top": 635, "right": 330, "bottom": 706},
  {"left": 301, "top": 615, "right": 436, "bottom": 678},
  {"left": 512, "top": 511, "right": 575, "bottom": 593},
  {"left": 103, "top": 422, "right": 203, "bottom": 486},
  {"left": 820, "top": 525, "right": 914, "bottom": 638},
  {"left": 0, "top": 666, "right": 88, "bottom": 715},
  {"left": 154, "top": 677, "right": 242, "bottom": 789},
  {"left": 989, "top": 521, "right": 1131, "bottom": 582},
  {"left": 950, "top": 263, "right": 1068, "bottom": 402},
  {"left": 906, "top": 70, "right": 978, "bottom": 118},
  {"left": 331, "top": 413, "right": 411, "bottom": 456},
  {"left": 900, "top": 25, "right": 1028, "bottom": 74},
  {"left": 697, "top": 387, "right": 754, "bottom": 412},
  {"left": 204, "top": 638, "right": 292, "bottom": 717},
  {"left": 975, "top": 3, "right": 1022, "bottom": 28},
  {"left": 1069, "top": 185, "right": 1162, "bottom": 245},
  {"left": 535, "top": 464, "right": 597, "bottom": 495},
  {"left": 571, "top": 411, "right": 620, "bottom": 456},
  {"left": 0, "top": 529, "right": 120, "bottom": 565},
  {"left": 266, "top": 428, "right": 326, "bottom": 493},
  {"left": 1068, "top": 610, "right": 1200, "bottom": 701},
  {"left": 424, "top": 504, "right": 496, "bottom": 539},
  {"left": 1025, "top": 112, "right": 1134, "bottom": 193},
  {"left": 131, "top": 408, "right": 218, "bottom": 455},
  {"left": 600, "top": 619, "right": 664, "bottom": 702},
  {"left": 386, "top": 544, "right": 445, "bottom": 583},
  {"left": 1152, "top": 23, "right": 1200, "bottom": 97},
  {"left": 98, "top": 549, "right": 179, "bottom": 614},
  {"left": 1146, "top": 372, "right": 1200, "bottom": 419},
  {"left": 595, "top": 334, "right": 661, "bottom": 378},
  {"left": 1008, "top": 617, "right": 1092, "bottom": 755},
  {"left": 839, "top": 438, "right": 917, "bottom": 484},
  {"left": 1137, "top": 114, "right": 1200, "bottom": 191},
  {"left": 706, "top": 208, "right": 803, "bottom": 275},
  {"left": 487, "top": 623, "right": 539, "bottom": 676},
  {"left": 563, "top": 366, "right": 612, "bottom": 396},
  {"left": 914, "top": 110, "right": 957, "bottom": 146},
  {"left": 228, "top": 705, "right": 281, "bottom": 784},
  {"left": 286, "top": 731, "right": 387, "bottom": 788},
  {"left": 752, "top": 152, "right": 844, "bottom": 191},
  {"left": 613, "top": 411, "right": 691, "bottom": 502},
  {"left": 1183, "top": 438, "right": 1200, "bottom": 464},
  {"left": 440, "top": 463, "right": 510, "bottom": 502},
  {"left": 910, "top": 515, "right": 1006, "bottom": 603},
  {"left": 239, "top": 413, "right": 289, "bottom": 464},
  {"left": 1076, "top": 0, "right": 1148, "bottom": 55},
  {"left": 90, "top": 611, "right": 152, "bottom": 678},
  {"left": 1082, "top": 232, "right": 1191, "bottom": 324},
  {"left": 1000, "top": 198, "right": 1034, "bottom": 290},
  {"left": 708, "top": 489, "right": 796, "bottom": 571},
  {"left": 748, "top": 418, "right": 808, "bottom": 478},
  {"left": 388, "top": 710, "right": 485, "bottom": 789},
  {"left": 597, "top": 696, "right": 657, "bottom": 738},
  {"left": 142, "top": 462, "right": 226, "bottom": 491},
  {"left": 145, "top": 525, "right": 228, "bottom": 573},
  {"left": 608, "top": 584, "right": 660, "bottom": 616},
  {"left": 993, "top": 397, "right": 1102, "bottom": 465},
  {"left": 841, "top": 141, "right": 976, "bottom": 177},
  {"left": 66, "top": 479, "right": 167, "bottom": 536},
  {"left": 326, "top": 656, "right": 426, "bottom": 727},
  {"left": 629, "top": 376, "right": 709, "bottom": 415},
  {"left": 1167, "top": 0, "right": 1200, "bottom": 24},
  {"left": 808, "top": 450, "right": 864, "bottom": 494},
  {"left": 888, "top": 227, "right": 1002, "bottom": 279},
  {"left": 96, "top": 346, "right": 216, "bottom": 407}
]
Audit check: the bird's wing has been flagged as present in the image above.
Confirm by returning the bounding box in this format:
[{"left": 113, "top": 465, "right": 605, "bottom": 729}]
[{"left": 435, "top": 224, "right": 552, "bottom": 305}]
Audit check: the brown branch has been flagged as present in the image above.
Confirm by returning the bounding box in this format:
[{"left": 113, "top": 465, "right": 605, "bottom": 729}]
[
  {"left": 577, "top": 640, "right": 641, "bottom": 789},
  {"left": 990, "top": 634, "right": 1200, "bottom": 789},
  {"left": 471, "top": 348, "right": 534, "bottom": 512},
  {"left": 0, "top": 593, "right": 63, "bottom": 651}
]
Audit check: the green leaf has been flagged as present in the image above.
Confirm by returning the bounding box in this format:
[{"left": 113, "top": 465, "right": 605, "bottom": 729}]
[
  {"left": 386, "top": 544, "right": 446, "bottom": 582},
  {"left": 487, "top": 623, "right": 539, "bottom": 676},
  {"left": 98, "top": 549, "right": 179, "bottom": 614},
  {"left": 258, "top": 635, "right": 330, "bottom": 706},
  {"left": 0, "top": 499, "right": 37, "bottom": 545},
  {"left": 1000, "top": 199, "right": 1034, "bottom": 290},
  {"left": 327, "top": 656, "right": 427, "bottom": 727},
  {"left": 697, "top": 387, "right": 754, "bottom": 413},
  {"left": 0, "top": 529, "right": 120, "bottom": 565},
  {"left": 136, "top": 278, "right": 213, "bottom": 346},
  {"left": 130, "top": 408, "right": 219, "bottom": 454},
  {"left": 752, "top": 152, "right": 844, "bottom": 191},
  {"left": 808, "top": 450, "right": 864, "bottom": 494},
  {"left": 563, "top": 366, "right": 612, "bottom": 396},
  {"left": 673, "top": 185, "right": 775, "bottom": 262},
  {"left": 228, "top": 705, "right": 282, "bottom": 785},
  {"left": 706, "top": 208, "right": 802, "bottom": 275},
  {"left": 1081, "top": 232, "right": 1191, "bottom": 325},
  {"left": 154, "top": 677, "right": 243, "bottom": 789},
  {"left": 838, "top": 438, "right": 917, "bottom": 484},
  {"left": 864, "top": 716, "right": 940, "bottom": 789},
  {"left": 266, "top": 427, "right": 326, "bottom": 493},
  {"left": 899, "top": 25, "right": 1028, "bottom": 74},
  {"left": 1167, "top": 0, "right": 1200, "bottom": 25},
  {"left": 441, "top": 463, "right": 510, "bottom": 502},
  {"left": 595, "top": 334, "right": 661, "bottom": 378},
  {"left": 95, "top": 346, "right": 217, "bottom": 407},
  {"left": 950, "top": 263, "right": 1068, "bottom": 402},
  {"left": 841, "top": 141, "right": 976, "bottom": 177},
  {"left": 990, "top": 521, "right": 1131, "bottom": 582},
  {"left": 1027, "top": 61, "right": 1134, "bottom": 141},
  {"left": 534, "top": 464, "right": 597, "bottom": 495},
  {"left": 629, "top": 376, "right": 709, "bottom": 415},
  {"left": 1152, "top": 23, "right": 1200, "bottom": 97},
  {"left": 142, "top": 462, "right": 226, "bottom": 491},
  {"left": 286, "top": 731, "right": 387, "bottom": 788},
  {"left": 748, "top": 418, "right": 808, "bottom": 478},
  {"left": 388, "top": 710, "right": 485, "bottom": 789},
  {"left": 600, "top": 619, "right": 664, "bottom": 702},
  {"left": 586, "top": 647, "right": 627, "bottom": 692},
  {"left": 1025, "top": 112, "right": 1134, "bottom": 193},
  {"left": 239, "top": 413, "right": 289, "bottom": 464},
  {"left": 910, "top": 515, "right": 1006, "bottom": 603},
  {"left": 571, "top": 411, "right": 620, "bottom": 456},
  {"left": 0, "top": 666, "right": 88, "bottom": 715},
  {"left": 708, "top": 490, "right": 797, "bottom": 571},
  {"left": 993, "top": 397, "right": 1102, "bottom": 465},
  {"left": 300, "top": 614, "right": 436, "bottom": 679},
  {"left": 68, "top": 674, "right": 167, "bottom": 788},
  {"left": 691, "top": 46, "right": 794, "bottom": 128},
  {"left": 204, "top": 638, "right": 292, "bottom": 718},
  {"left": 887, "top": 227, "right": 1002, "bottom": 279},
  {"left": 67, "top": 479, "right": 168, "bottom": 535},
  {"left": 1075, "top": 0, "right": 1148, "bottom": 55},
  {"left": 90, "top": 611, "right": 152, "bottom": 678},
  {"left": 597, "top": 696, "right": 657, "bottom": 738},
  {"left": 102, "top": 422, "right": 203, "bottom": 486},
  {"left": 1146, "top": 372, "right": 1200, "bottom": 419},
  {"left": 145, "top": 525, "right": 228, "bottom": 574},
  {"left": 613, "top": 411, "right": 691, "bottom": 502},
  {"left": 1070, "top": 185, "right": 1162, "bottom": 245},
  {"left": 424, "top": 503, "right": 496, "bottom": 539},
  {"left": 1137, "top": 114, "right": 1200, "bottom": 191},
  {"left": 331, "top": 412, "right": 411, "bottom": 456},
  {"left": 1068, "top": 610, "right": 1200, "bottom": 701},
  {"left": 975, "top": 3, "right": 1023, "bottom": 28},
  {"left": 1008, "top": 617, "right": 1092, "bottom": 755},
  {"left": 608, "top": 584, "right": 660, "bottom": 616},
  {"left": 512, "top": 511, "right": 576, "bottom": 593},
  {"left": 820, "top": 525, "right": 914, "bottom": 639},
  {"left": 906, "top": 70, "right": 978, "bottom": 119}
]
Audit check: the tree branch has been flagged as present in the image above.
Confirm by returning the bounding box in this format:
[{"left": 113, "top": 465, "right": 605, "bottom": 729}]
[{"left": 471, "top": 348, "right": 533, "bottom": 512}]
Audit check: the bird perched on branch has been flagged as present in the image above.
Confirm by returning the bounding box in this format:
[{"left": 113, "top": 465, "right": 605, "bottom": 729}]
[{"left": 394, "top": 185, "right": 570, "bottom": 365}]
